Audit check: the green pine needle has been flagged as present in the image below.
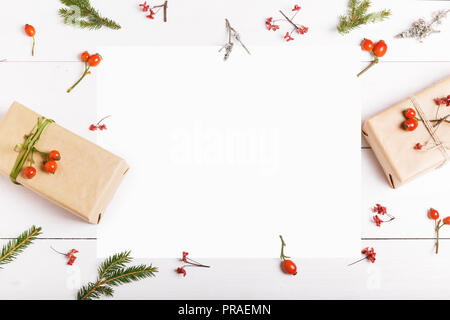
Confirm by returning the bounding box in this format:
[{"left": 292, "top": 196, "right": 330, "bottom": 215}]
[
  {"left": 337, "top": 0, "right": 391, "bottom": 34},
  {"left": 59, "top": 0, "right": 121, "bottom": 30},
  {"left": 0, "top": 226, "right": 42, "bottom": 268},
  {"left": 78, "top": 251, "right": 158, "bottom": 300}
]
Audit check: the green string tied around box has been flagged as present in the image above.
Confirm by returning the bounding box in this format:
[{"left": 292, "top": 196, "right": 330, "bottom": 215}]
[{"left": 10, "top": 116, "right": 54, "bottom": 185}]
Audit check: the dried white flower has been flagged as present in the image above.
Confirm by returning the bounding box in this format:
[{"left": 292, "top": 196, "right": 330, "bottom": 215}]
[{"left": 396, "top": 10, "right": 450, "bottom": 42}]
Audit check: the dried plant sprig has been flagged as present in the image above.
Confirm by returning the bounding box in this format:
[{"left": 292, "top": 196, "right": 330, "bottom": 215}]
[
  {"left": 59, "top": 0, "right": 121, "bottom": 30},
  {"left": 395, "top": 10, "right": 450, "bottom": 42},
  {"left": 0, "top": 226, "right": 42, "bottom": 268},
  {"left": 337, "top": 0, "right": 391, "bottom": 34},
  {"left": 219, "top": 19, "right": 250, "bottom": 61},
  {"left": 77, "top": 251, "right": 157, "bottom": 300}
]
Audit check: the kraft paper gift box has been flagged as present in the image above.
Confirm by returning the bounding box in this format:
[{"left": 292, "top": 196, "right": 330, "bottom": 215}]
[
  {"left": 362, "top": 76, "right": 450, "bottom": 188},
  {"left": 0, "top": 102, "right": 129, "bottom": 223}
]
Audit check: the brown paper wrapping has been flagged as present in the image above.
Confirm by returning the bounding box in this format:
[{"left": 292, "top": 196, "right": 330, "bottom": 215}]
[
  {"left": 363, "top": 76, "right": 450, "bottom": 188},
  {"left": 0, "top": 102, "right": 129, "bottom": 223}
]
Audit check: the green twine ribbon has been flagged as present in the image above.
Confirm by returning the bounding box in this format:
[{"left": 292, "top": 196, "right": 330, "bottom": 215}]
[{"left": 10, "top": 116, "right": 54, "bottom": 185}]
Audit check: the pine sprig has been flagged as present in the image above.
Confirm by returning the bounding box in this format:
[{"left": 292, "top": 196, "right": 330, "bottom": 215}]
[
  {"left": 337, "top": 0, "right": 391, "bottom": 34},
  {"left": 0, "top": 226, "right": 42, "bottom": 268},
  {"left": 78, "top": 251, "right": 157, "bottom": 300},
  {"left": 59, "top": 0, "right": 121, "bottom": 30}
]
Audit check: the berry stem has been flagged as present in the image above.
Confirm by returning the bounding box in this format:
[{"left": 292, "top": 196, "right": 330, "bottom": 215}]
[
  {"left": 357, "top": 56, "right": 379, "bottom": 77},
  {"left": 435, "top": 220, "right": 440, "bottom": 254},
  {"left": 348, "top": 257, "right": 366, "bottom": 266},
  {"left": 279, "top": 235, "right": 290, "bottom": 260},
  {"left": 32, "top": 37, "right": 35, "bottom": 56},
  {"left": 279, "top": 10, "right": 298, "bottom": 30},
  {"left": 50, "top": 246, "right": 66, "bottom": 256},
  {"left": 67, "top": 63, "right": 91, "bottom": 93}
]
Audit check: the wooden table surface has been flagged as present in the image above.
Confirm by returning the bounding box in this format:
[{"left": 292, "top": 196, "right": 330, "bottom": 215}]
[{"left": 1, "top": 0, "right": 450, "bottom": 299}]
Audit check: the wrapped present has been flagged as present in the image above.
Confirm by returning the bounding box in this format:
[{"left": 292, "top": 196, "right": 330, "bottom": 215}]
[
  {"left": 0, "top": 102, "right": 129, "bottom": 223},
  {"left": 363, "top": 76, "right": 450, "bottom": 188}
]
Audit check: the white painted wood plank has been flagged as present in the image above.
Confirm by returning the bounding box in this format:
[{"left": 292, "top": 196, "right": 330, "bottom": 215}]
[
  {"left": 2, "top": 239, "right": 450, "bottom": 299},
  {"left": 0, "top": 62, "right": 98, "bottom": 238},
  {"left": 0, "top": 0, "right": 448, "bottom": 62}
]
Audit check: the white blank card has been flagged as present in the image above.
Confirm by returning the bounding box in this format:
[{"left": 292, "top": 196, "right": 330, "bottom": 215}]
[{"left": 97, "top": 46, "right": 361, "bottom": 258}]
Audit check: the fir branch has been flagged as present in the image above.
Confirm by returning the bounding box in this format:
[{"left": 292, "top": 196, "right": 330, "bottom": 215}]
[
  {"left": 59, "top": 0, "right": 121, "bottom": 30},
  {"left": 78, "top": 251, "right": 157, "bottom": 300},
  {"left": 337, "top": 0, "right": 391, "bottom": 34},
  {"left": 0, "top": 226, "right": 42, "bottom": 268}
]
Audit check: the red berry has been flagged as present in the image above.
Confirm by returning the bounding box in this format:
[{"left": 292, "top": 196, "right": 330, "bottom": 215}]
[
  {"left": 24, "top": 24, "right": 36, "bottom": 37},
  {"left": 443, "top": 217, "right": 450, "bottom": 225},
  {"left": 89, "top": 124, "right": 97, "bottom": 131},
  {"left": 429, "top": 208, "right": 440, "bottom": 220},
  {"left": 403, "top": 118, "right": 418, "bottom": 131},
  {"left": 281, "top": 260, "right": 297, "bottom": 275},
  {"left": 361, "top": 38, "right": 374, "bottom": 51},
  {"left": 49, "top": 150, "right": 61, "bottom": 161},
  {"left": 87, "top": 54, "right": 102, "bottom": 67},
  {"left": 404, "top": 108, "right": 416, "bottom": 119},
  {"left": 373, "top": 40, "right": 387, "bottom": 57},
  {"left": 81, "top": 51, "right": 90, "bottom": 62},
  {"left": 23, "top": 166, "right": 36, "bottom": 179},
  {"left": 44, "top": 160, "right": 58, "bottom": 174}
]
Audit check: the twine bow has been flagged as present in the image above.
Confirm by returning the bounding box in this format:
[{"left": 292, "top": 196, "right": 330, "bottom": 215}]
[
  {"left": 9, "top": 116, "right": 54, "bottom": 184},
  {"left": 410, "top": 96, "right": 450, "bottom": 167}
]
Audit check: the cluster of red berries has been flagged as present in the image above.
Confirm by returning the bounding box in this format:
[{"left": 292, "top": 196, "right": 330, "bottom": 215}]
[
  {"left": 435, "top": 95, "right": 450, "bottom": 107},
  {"left": 139, "top": 1, "right": 156, "bottom": 19},
  {"left": 266, "top": 4, "right": 308, "bottom": 42},
  {"left": 428, "top": 208, "right": 450, "bottom": 254},
  {"left": 176, "top": 251, "right": 210, "bottom": 277},
  {"left": 51, "top": 247, "right": 79, "bottom": 265},
  {"left": 80, "top": 51, "right": 102, "bottom": 67},
  {"left": 89, "top": 115, "right": 110, "bottom": 132},
  {"left": 402, "top": 107, "right": 418, "bottom": 131},
  {"left": 361, "top": 247, "right": 376, "bottom": 263},
  {"left": 372, "top": 203, "right": 395, "bottom": 227},
  {"left": 67, "top": 51, "right": 102, "bottom": 93},
  {"left": 23, "top": 150, "right": 61, "bottom": 179},
  {"left": 348, "top": 247, "right": 376, "bottom": 266},
  {"left": 66, "top": 249, "right": 79, "bottom": 265},
  {"left": 357, "top": 39, "right": 388, "bottom": 77}
]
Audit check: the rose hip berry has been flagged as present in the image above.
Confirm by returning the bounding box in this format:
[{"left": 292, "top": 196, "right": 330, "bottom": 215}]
[
  {"left": 373, "top": 40, "right": 387, "bottom": 57},
  {"left": 279, "top": 235, "right": 297, "bottom": 276},
  {"left": 429, "top": 208, "right": 440, "bottom": 220},
  {"left": 49, "top": 150, "right": 61, "bottom": 161},
  {"left": 404, "top": 108, "right": 416, "bottom": 119},
  {"left": 403, "top": 118, "right": 418, "bottom": 131},
  {"left": 87, "top": 54, "right": 102, "bottom": 67},
  {"left": 81, "top": 51, "right": 90, "bottom": 62},
  {"left": 44, "top": 160, "right": 58, "bottom": 174},
  {"left": 23, "top": 166, "right": 36, "bottom": 179},
  {"left": 361, "top": 38, "right": 374, "bottom": 51}
]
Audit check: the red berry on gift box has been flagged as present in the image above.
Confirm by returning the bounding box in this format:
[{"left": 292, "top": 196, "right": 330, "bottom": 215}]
[
  {"left": 44, "top": 160, "right": 58, "bottom": 173},
  {"left": 403, "top": 118, "right": 418, "bottom": 131},
  {"left": 429, "top": 208, "right": 440, "bottom": 220},
  {"left": 373, "top": 40, "right": 387, "bottom": 57},
  {"left": 281, "top": 259, "right": 297, "bottom": 275},
  {"left": 24, "top": 24, "right": 36, "bottom": 37},
  {"left": 23, "top": 166, "right": 36, "bottom": 179},
  {"left": 404, "top": 108, "right": 416, "bottom": 119},
  {"left": 361, "top": 38, "right": 374, "bottom": 51},
  {"left": 81, "top": 51, "right": 90, "bottom": 62},
  {"left": 49, "top": 150, "right": 61, "bottom": 161},
  {"left": 88, "top": 54, "right": 102, "bottom": 67}
]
